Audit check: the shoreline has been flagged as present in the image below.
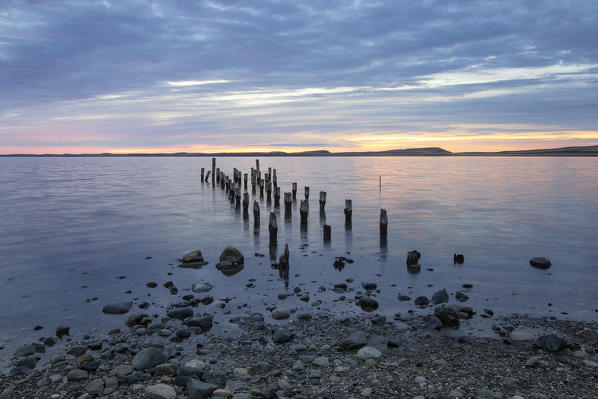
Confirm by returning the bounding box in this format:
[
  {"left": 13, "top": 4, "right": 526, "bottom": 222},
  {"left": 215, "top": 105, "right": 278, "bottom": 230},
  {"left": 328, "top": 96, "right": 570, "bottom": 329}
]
[{"left": 2, "top": 294, "right": 597, "bottom": 399}]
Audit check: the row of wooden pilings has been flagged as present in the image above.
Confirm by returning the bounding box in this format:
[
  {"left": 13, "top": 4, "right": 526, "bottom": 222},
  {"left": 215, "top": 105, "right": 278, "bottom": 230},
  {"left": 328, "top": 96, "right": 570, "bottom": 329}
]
[{"left": 200, "top": 158, "right": 389, "bottom": 247}]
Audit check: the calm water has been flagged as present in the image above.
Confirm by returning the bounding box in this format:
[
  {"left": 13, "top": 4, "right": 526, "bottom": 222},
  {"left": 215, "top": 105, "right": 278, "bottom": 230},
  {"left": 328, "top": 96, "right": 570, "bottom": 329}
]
[{"left": 1, "top": 156, "right": 597, "bottom": 351}]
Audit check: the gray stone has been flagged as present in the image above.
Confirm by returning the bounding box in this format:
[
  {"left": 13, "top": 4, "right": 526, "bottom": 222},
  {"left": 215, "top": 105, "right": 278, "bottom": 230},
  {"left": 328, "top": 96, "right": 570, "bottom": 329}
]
[
  {"left": 312, "top": 357, "right": 329, "bottom": 367},
  {"left": 187, "top": 378, "right": 218, "bottom": 399},
  {"left": 85, "top": 379, "right": 104, "bottom": 394},
  {"left": 202, "top": 369, "right": 226, "bottom": 386},
  {"left": 415, "top": 296, "right": 429, "bottom": 307},
  {"left": 530, "top": 257, "right": 551, "bottom": 269},
  {"left": 102, "top": 302, "right": 133, "bottom": 314},
  {"left": 167, "top": 307, "right": 193, "bottom": 320},
  {"left": 358, "top": 297, "right": 379, "bottom": 312},
  {"left": 13, "top": 344, "right": 37, "bottom": 358},
  {"left": 181, "top": 250, "right": 205, "bottom": 263},
  {"left": 132, "top": 347, "right": 167, "bottom": 370},
  {"left": 535, "top": 334, "right": 567, "bottom": 352},
  {"left": 125, "top": 312, "right": 149, "bottom": 327},
  {"left": 433, "top": 304, "right": 460, "bottom": 328},
  {"left": 272, "top": 327, "right": 293, "bottom": 343},
  {"left": 432, "top": 288, "right": 449, "bottom": 304},
  {"left": 339, "top": 331, "right": 368, "bottom": 350},
  {"left": 67, "top": 369, "right": 89, "bottom": 381},
  {"left": 219, "top": 247, "right": 244, "bottom": 265},
  {"left": 356, "top": 346, "right": 382, "bottom": 359},
  {"left": 145, "top": 383, "right": 176, "bottom": 399},
  {"left": 271, "top": 308, "right": 291, "bottom": 320},
  {"left": 191, "top": 281, "right": 213, "bottom": 293},
  {"left": 499, "top": 376, "right": 521, "bottom": 388},
  {"left": 184, "top": 315, "right": 213, "bottom": 332}
]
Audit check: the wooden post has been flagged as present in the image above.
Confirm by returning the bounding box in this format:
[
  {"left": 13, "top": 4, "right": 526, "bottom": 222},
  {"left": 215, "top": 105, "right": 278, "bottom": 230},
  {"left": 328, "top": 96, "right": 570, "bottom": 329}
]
[
  {"left": 269, "top": 212, "right": 278, "bottom": 246},
  {"left": 259, "top": 179, "right": 264, "bottom": 197},
  {"left": 300, "top": 199, "right": 309, "bottom": 226},
  {"left": 274, "top": 186, "right": 281, "bottom": 207},
  {"left": 212, "top": 158, "right": 216, "bottom": 184},
  {"left": 323, "top": 224, "right": 331, "bottom": 242},
  {"left": 266, "top": 181, "right": 272, "bottom": 202},
  {"left": 344, "top": 199, "right": 352, "bottom": 228},
  {"left": 273, "top": 169, "right": 277, "bottom": 187},
  {"left": 216, "top": 168, "right": 220, "bottom": 184},
  {"left": 268, "top": 167, "right": 272, "bottom": 182},
  {"left": 244, "top": 173, "right": 248, "bottom": 190},
  {"left": 256, "top": 159, "right": 260, "bottom": 171},
  {"left": 319, "top": 191, "right": 326, "bottom": 211},
  {"left": 284, "top": 192, "right": 292, "bottom": 218},
  {"left": 205, "top": 170, "right": 211, "bottom": 182},
  {"left": 292, "top": 182, "right": 297, "bottom": 200},
  {"left": 304, "top": 186, "right": 309, "bottom": 201},
  {"left": 380, "top": 208, "right": 388, "bottom": 239},
  {"left": 200, "top": 168, "right": 205, "bottom": 181},
  {"left": 235, "top": 186, "right": 241, "bottom": 209},
  {"left": 242, "top": 192, "right": 249, "bottom": 219},
  {"left": 253, "top": 201, "right": 260, "bottom": 229}
]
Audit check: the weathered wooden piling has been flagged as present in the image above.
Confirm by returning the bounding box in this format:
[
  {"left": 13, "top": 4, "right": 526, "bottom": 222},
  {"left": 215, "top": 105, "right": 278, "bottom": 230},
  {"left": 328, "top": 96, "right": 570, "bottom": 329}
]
[
  {"left": 216, "top": 168, "right": 220, "bottom": 184},
  {"left": 273, "top": 169, "right": 277, "bottom": 187},
  {"left": 256, "top": 159, "right": 260, "bottom": 171},
  {"left": 304, "top": 186, "right": 309, "bottom": 200},
  {"left": 200, "top": 168, "right": 205, "bottom": 181},
  {"left": 266, "top": 181, "right": 272, "bottom": 202},
  {"left": 211, "top": 158, "right": 216, "bottom": 183},
  {"left": 205, "top": 170, "right": 211, "bottom": 182},
  {"left": 380, "top": 208, "right": 388, "bottom": 239},
  {"left": 323, "top": 224, "right": 331, "bottom": 242},
  {"left": 274, "top": 186, "right": 281, "bottom": 207},
  {"left": 269, "top": 212, "right": 278, "bottom": 246},
  {"left": 243, "top": 173, "right": 248, "bottom": 190},
  {"left": 235, "top": 186, "right": 241, "bottom": 209},
  {"left": 268, "top": 167, "right": 272, "bottom": 181},
  {"left": 292, "top": 182, "right": 297, "bottom": 200},
  {"left": 344, "top": 199, "right": 352, "bottom": 228},
  {"left": 284, "top": 192, "right": 292, "bottom": 218},
  {"left": 319, "top": 191, "right": 326, "bottom": 211},
  {"left": 300, "top": 200, "right": 309, "bottom": 225},
  {"left": 242, "top": 192, "right": 249, "bottom": 219},
  {"left": 253, "top": 201, "right": 260, "bottom": 229},
  {"left": 259, "top": 179, "right": 264, "bottom": 197}
]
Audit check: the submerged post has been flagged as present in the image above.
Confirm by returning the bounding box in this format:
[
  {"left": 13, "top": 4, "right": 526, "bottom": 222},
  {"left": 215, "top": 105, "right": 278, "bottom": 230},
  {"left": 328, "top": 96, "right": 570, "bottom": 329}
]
[
  {"left": 300, "top": 199, "right": 309, "bottom": 226},
  {"left": 380, "top": 208, "right": 388, "bottom": 239},
  {"left": 284, "top": 192, "right": 292, "bottom": 218},
  {"left": 344, "top": 199, "right": 352, "bottom": 229},
  {"left": 235, "top": 186, "right": 241, "bottom": 209},
  {"left": 266, "top": 181, "right": 272, "bottom": 202},
  {"left": 319, "top": 191, "right": 326, "bottom": 211},
  {"left": 204, "top": 170, "right": 211, "bottom": 182},
  {"left": 323, "top": 224, "right": 331, "bottom": 242},
  {"left": 200, "top": 168, "right": 205, "bottom": 182},
  {"left": 253, "top": 201, "right": 260, "bottom": 229},
  {"left": 216, "top": 168, "right": 220, "bottom": 184},
  {"left": 274, "top": 186, "right": 281, "bottom": 207},
  {"left": 212, "top": 158, "right": 216, "bottom": 184},
  {"left": 273, "top": 169, "right": 277, "bottom": 187},
  {"left": 292, "top": 182, "right": 297, "bottom": 200},
  {"left": 243, "top": 192, "right": 249, "bottom": 219},
  {"left": 259, "top": 179, "right": 264, "bottom": 198},
  {"left": 269, "top": 212, "right": 278, "bottom": 246},
  {"left": 304, "top": 186, "right": 309, "bottom": 201},
  {"left": 244, "top": 173, "right": 248, "bottom": 190}
]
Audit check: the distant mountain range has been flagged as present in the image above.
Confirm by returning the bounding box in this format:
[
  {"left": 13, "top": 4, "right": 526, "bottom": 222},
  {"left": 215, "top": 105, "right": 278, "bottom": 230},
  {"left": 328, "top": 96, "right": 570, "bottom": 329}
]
[{"left": 2, "top": 145, "right": 598, "bottom": 157}]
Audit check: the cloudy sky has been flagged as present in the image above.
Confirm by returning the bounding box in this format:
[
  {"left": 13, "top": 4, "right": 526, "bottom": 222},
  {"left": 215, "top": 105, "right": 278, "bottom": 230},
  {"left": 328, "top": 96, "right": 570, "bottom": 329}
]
[{"left": 1, "top": 0, "right": 597, "bottom": 154}]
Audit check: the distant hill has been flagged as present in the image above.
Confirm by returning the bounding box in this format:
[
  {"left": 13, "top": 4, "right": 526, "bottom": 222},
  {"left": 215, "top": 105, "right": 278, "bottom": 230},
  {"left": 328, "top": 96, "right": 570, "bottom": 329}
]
[{"left": 2, "top": 145, "right": 598, "bottom": 157}]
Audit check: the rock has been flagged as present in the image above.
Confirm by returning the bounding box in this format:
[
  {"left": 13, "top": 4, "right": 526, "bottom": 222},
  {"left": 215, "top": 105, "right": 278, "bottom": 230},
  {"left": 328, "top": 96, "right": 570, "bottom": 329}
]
[
  {"left": 535, "top": 334, "right": 567, "bottom": 352},
  {"left": 219, "top": 247, "right": 244, "bottom": 265},
  {"left": 398, "top": 294, "right": 411, "bottom": 301},
  {"left": 155, "top": 363, "right": 177, "bottom": 376},
  {"left": 340, "top": 331, "right": 368, "bottom": 350},
  {"left": 312, "top": 357, "right": 329, "bottom": 367},
  {"left": 272, "top": 308, "right": 291, "bottom": 320},
  {"left": 510, "top": 329, "right": 535, "bottom": 341},
  {"left": 191, "top": 281, "right": 213, "bottom": 293},
  {"left": 187, "top": 378, "right": 218, "bottom": 399},
  {"left": 16, "top": 357, "right": 37, "bottom": 369},
  {"left": 56, "top": 326, "right": 70, "bottom": 338},
  {"left": 296, "top": 312, "right": 312, "bottom": 320},
  {"left": 13, "top": 344, "right": 37, "bottom": 358},
  {"left": 167, "top": 307, "right": 193, "bottom": 320},
  {"left": 113, "top": 364, "right": 135, "bottom": 378},
  {"left": 425, "top": 316, "right": 442, "bottom": 330},
  {"left": 455, "top": 291, "right": 469, "bottom": 302},
  {"left": 432, "top": 288, "right": 449, "bottom": 304},
  {"left": 216, "top": 261, "right": 244, "bottom": 276},
  {"left": 415, "top": 296, "right": 429, "bottom": 307},
  {"left": 185, "top": 359, "right": 207, "bottom": 372},
  {"left": 356, "top": 346, "right": 382, "bottom": 360},
  {"left": 334, "top": 283, "right": 347, "bottom": 292},
  {"left": 454, "top": 253, "right": 465, "bottom": 264},
  {"left": 145, "top": 383, "right": 176, "bottom": 399},
  {"left": 202, "top": 369, "right": 226, "bottom": 386},
  {"left": 147, "top": 282, "right": 158, "bottom": 288},
  {"left": 132, "top": 347, "right": 167, "bottom": 370},
  {"left": 272, "top": 327, "right": 294, "bottom": 343},
  {"left": 530, "top": 257, "right": 551, "bottom": 269},
  {"left": 362, "top": 282, "right": 377, "bottom": 291},
  {"left": 358, "top": 297, "right": 379, "bottom": 312},
  {"left": 212, "top": 389, "right": 233, "bottom": 398},
  {"left": 181, "top": 250, "right": 206, "bottom": 263},
  {"left": 433, "top": 304, "right": 460, "bottom": 328},
  {"left": 67, "top": 369, "right": 89, "bottom": 381},
  {"left": 499, "top": 376, "right": 521, "bottom": 388},
  {"left": 85, "top": 379, "right": 104, "bottom": 395},
  {"left": 102, "top": 301, "right": 133, "bottom": 314},
  {"left": 184, "top": 315, "right": 213, "bottom": 332},
  {"left": 125, "top": 312, "right": 149, "bottom": 327}
]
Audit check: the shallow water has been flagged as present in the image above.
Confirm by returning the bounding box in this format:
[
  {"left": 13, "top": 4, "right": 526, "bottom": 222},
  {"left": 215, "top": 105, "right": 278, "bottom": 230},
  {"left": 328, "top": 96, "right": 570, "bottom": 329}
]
[{"left": 1, "top": 156, "right": 597, "bottom": 350}]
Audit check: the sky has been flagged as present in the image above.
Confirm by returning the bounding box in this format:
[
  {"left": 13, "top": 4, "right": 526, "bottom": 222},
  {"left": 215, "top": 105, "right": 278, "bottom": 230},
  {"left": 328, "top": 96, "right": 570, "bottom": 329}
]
[{"left": 1, "top": 0, "right": 597, "bottom": 154}]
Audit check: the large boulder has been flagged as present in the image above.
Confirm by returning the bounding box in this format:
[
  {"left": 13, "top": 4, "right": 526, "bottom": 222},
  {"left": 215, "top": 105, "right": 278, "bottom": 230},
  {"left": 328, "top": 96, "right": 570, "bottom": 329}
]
[
  {"left": 358, "top": 297, "right": 379, "bottom": 312},
  {"left": 272, "top": 327, "right": 294, "bottom": 343},
  {"left": 433, "top": 304, "right": 460, "bottom": 328},
  {"left": 167, "top": 307, "right": 193, "bottom": 320},
  {"left": 102, "top": 302, "right": 132, "bottom": 314},
  {"left": 530, "top": 257, "right": 551, "bottom": 269},
  {"left": 215, "top": 261, "right": 243, "bottom": 276},
  {"left": 187, "top": 378, "right": 218, "bottom": 399},
  {"left": 219, "top": 247, "right": 244, "bottom": 265},
  {"left": 432, "top": 289, "right": 449, "bottom": 304},
  {"left": 535, "top": 334, "right": 567, "bottom": 352},
  {"left": 179, "top": 250, "right": 208, "bottom": 269}
]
